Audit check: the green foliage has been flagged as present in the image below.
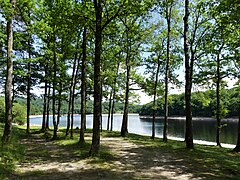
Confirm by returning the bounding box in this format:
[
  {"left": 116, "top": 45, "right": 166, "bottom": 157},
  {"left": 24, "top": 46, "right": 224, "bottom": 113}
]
[
  {"left": 10, "top": 96, "right": 140, "bottom": 116},
  {"left": 0, "top": 97, "right": 26, "bottom": 125},
  {"left": 140, "top": 87, "right": 240, "bottom": 118},
  {"left": 12, "top": 103, "right": 26, "bottom": 125}
]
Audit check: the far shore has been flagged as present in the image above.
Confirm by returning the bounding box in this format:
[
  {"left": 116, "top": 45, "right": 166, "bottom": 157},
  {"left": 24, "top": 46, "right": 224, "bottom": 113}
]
[
  {"left": 139, "top": 115, "right": 239, "bottom": 122},
  {"left": 29, "top": 114, "right": 239, "bottom": 122},
  {"left": 29, "top": 113, "right": 138, "bottom": 118}
]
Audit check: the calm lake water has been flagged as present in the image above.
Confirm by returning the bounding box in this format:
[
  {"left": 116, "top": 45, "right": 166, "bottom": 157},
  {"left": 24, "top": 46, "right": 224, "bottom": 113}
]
[{"left": 30, "top": 114, "right": 238, "bottom": 145}]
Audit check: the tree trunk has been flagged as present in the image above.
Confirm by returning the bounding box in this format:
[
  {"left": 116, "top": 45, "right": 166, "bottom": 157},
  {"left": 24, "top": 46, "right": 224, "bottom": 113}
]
[
  {"left": 52, "top": 34, "right": 57, "bottom": 140},
  {"left": 151, "top": 57, "right": 161, "bottom": 140},
  {"left": 66, "top": 41, "right": 78, "bottom": 136},
  {"left": 216, "top": 45, "right": 223, "bottom": 147},
  {"left": 89, "top": 0, "right": 102, "bottom": 156},
  {"left": 71, "top": 39, "right": 81, "bottom": 138},
  {"left": 233, "top": 116, "right": 240, "bottom": 152},
  {"left": 100, "top": 79, "right": 103, "bottom": 132},
  {"left": 41, "top": 76, "right": 48, "bottom": 132},
  {"left": 80, "top": 27, "right": 87, "bottom": 143},
  {"left": 26, "top": 38, "right": 31, "bottom": 135},
  {"left": 121, "top": 52, "right": 130, "bottom": 137},
  {"left": 184, "top": 0, "right": 194, "bottom": 149},
  {"left": 110, "top": 62, "right": 120, "bottom": 131},
  {"left": 46, "top": 83, "right": 50, "bottom": 130},
  {"left": 2, "top": 0, "right": 15, "bottom": 144},
  {"left": 107, "top": 90, "right": 112, "bottom": 131},
  {"left": 70, "top": 97, "right": 74, "bottom": 138},
  {"left": 163, "top": 2, "right": 172, "bottom": 143},
  {"left": 57, "top": 81, "right": 62, "bottom": 131},
  {"left": 66, "top": 61, "right": 75, "bottom": 136}
]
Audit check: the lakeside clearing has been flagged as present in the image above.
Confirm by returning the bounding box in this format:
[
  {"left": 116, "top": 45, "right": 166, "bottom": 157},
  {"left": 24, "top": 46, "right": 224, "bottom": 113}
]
[{"left": 1, "top": 125, "right": 240, "bottom": 179}]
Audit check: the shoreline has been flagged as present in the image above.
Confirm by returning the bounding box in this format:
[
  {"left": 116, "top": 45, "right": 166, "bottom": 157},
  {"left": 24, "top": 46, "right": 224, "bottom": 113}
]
[
  {"left": 23, "top": 124, "right": 236, "bottom": 149},
  {"left": 139, "top": 115, "right": 239, "bottom": 122},
  {"left": 29, "top": 113, "right": 138, "bottom": 118}
]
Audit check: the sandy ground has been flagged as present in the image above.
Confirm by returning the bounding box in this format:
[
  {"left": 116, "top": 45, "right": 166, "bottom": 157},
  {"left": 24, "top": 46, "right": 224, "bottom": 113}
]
[{"left": 14, "top": 134, "right": 207, "bottom": 180}]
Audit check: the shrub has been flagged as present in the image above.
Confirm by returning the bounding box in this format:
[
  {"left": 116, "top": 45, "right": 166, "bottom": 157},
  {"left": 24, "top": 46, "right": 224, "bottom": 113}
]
[{"left": 0, "top": 97, "right": 26, "bottom": 125}]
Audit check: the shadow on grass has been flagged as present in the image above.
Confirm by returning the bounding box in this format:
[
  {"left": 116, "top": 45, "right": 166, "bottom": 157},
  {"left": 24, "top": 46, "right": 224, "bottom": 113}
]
[
  {"left": 109, "top": 133, "right": 240, "bottom": 179},
  {"left": 17, "top": 166, "right": 165, "bottom": 180},
  {"left": 2, "top": 126, "right": 240, "bottom": 179}
]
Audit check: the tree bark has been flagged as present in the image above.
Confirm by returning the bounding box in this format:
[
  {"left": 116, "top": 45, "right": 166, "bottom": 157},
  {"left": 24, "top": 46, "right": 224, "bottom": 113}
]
[
  {"left": 2, "top": 0, "right": 16, "bottom": 144},
  {"left": 184, "top": 0, "right": 194, "bottom": 149},
  {"left": 107, "top": 90, "right": 112, "bottom": 131},
  {"left": 26, "top": 36, "right": 31, "bottom": 135},
  {"left": 110, "top": 62, "right": 120, "bottom": 131},
  {"left": 163, "top": 2, "right": 172, "bottom": 143},
  {"left": 41, "top": 74, "right": 48, "bottom": 132},
  {"left": 52, "top": 34, "right": 57, "bottom": 140},
  {"left": 151, "top": 57, "right": 161, "bottom": 140},
  {"left": 57, "top": 81, "right": 62, "bottom": 131},
  {"left": 80, "top": 27, "right": 87, "bottom": 143},
  {"left": 100, "top": 79, "right": 103, "bottom": 132},
  {"left": 216, "top": 45, "right": 224, "bottom": 147},
  {"left": 121, "top": 46, "right": 130, "bottom": 137},
  {"left": 66, "top": 57, "right": 76, "bottom": 136},
  {"left": 89, "top": 0, "right": 102, "bottom": 156},
  {"left": 46, "top": 83, "right": 50, "bottom": 130},
  {"left": 70, "top": 50, "right": 81, "bottom": 138}
]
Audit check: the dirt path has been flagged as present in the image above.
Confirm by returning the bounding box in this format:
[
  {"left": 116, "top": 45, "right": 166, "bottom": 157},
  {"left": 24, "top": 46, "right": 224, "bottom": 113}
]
[{"left": 15, "top": 134, "right": 201, "bottom": 180}]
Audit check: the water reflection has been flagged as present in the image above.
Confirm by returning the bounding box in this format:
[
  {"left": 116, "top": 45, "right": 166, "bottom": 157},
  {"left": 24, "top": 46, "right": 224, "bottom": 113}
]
[
  {"left": 139, "top": 117, "right": 238, "bottom": 144},
  {"left": 30, "top": 114, "right": 238, "bottom": 145}
]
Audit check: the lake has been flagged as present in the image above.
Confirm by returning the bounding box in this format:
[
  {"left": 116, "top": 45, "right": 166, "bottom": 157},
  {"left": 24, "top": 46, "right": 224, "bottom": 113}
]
[{"left": 30, "top": 114, "right": 238, "bottom": 147}]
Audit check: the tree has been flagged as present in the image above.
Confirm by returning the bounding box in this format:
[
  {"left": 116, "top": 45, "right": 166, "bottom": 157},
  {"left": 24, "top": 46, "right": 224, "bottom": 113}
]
[
  {"left": 157, "top": 0, "right": 175, "bottom": 142},
  {"left": 183, "top": 0, "right": 194, "bottom": 149},
  {"left": 80, "top": 27, "right": 87, "bottom": 143},
  {"left": 89, "top": 0, "right": 122, "bottom": 156},
  {"left": 120, "top": 6, "right": 152, "bottom": 137},
  {"left": 2, "top": 0, "right": 16, "bottom": 144}
]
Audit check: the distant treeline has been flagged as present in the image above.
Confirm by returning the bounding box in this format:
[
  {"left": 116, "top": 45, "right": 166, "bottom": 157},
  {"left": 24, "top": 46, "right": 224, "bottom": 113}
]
[
  {"left": 14, "top": 97, "right": 141, "bottom": 116},
  {"left": 139, "top": 87, "right": 239, "bottom": 118}
]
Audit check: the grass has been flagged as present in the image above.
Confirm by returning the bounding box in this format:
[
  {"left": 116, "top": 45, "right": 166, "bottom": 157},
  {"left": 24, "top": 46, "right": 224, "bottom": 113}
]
[
  {"left": 113, "top": 132, "right": 240, "bottom": 179},
  {"left": 0, "top": 124, "right": 25, "bottom": 179},
  {"left": 0, "top": 124, "right": 240, "bottom": 179},
  {"left": 101, "top": 131, "right": 240, "bottom": 179}
]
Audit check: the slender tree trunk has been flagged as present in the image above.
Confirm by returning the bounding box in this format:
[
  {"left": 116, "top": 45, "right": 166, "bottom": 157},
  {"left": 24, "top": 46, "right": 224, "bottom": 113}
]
[
  {"left": 66, "top": 46, "right": 77, "bottom": 136},
  {"left": 70, "top": 97, "right": 74, "bottom": 138},
  {"left": 163, "top": 3, "right": 172, "bottom": 143},
  {"left": 233, "top": 116, "right": 240, "bottom": 152},
  {"left": 110, "top": 98, "right": 115, "bottom": 131},
  {"left": 107, "top": 90, "right": 112, "bottom": 131},
  {"left": 0, "top": 23, "right": 3, "bottom": 57},
  {"left": 41, "top": 77, "right": 48, "bottom": 132},
  {"left": 110, "top": 62, "right": 120, "bottom": 131},
  {"left": 52, "top": 34, "right": 57, "bottom": 140},
  {"left": 100, "top": 79, "right": 103, "bottom": 132},
  {"left": 89, "top": 0, "right": 102, "bottom": 156},
  {"left": 80, "top": 27, "right": 87, "bottom": 143},
  {"left": 46, "top": 83, "right": 50, "bottom": 130},
  {"left": 71, "top": 41, "right": 81, "bottom": 138},
  {"left": 216, "top": 45, "right": 223, "bottom": 147},
  {"left": 57, "top": 82, "right": 62, "bottom": 131},
  {"left": 121, "top": 51, "right": 130, "bottom": 137},
  {"left": 2, "top": 0, "right": 15, "bottom": 144},
  {"left": 66, "top": 81, "right": 74, "bottom": 136},
  {"left": 151, "top": 58, "right": 161, "bottom": 140},
  {"left": 26, "top": 37, "right": 31, "bottom": 135},
  {"left": 184, "top": 0, "right": 194, "bottom": 149}
]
